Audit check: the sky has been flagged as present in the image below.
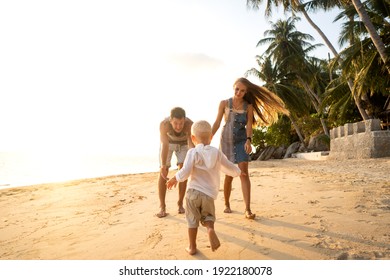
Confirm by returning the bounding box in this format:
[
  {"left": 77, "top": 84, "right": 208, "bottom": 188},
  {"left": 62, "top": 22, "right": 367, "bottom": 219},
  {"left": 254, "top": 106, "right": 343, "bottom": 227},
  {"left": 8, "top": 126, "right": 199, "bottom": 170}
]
[{"left": 0, "top": 0, "right": 343, "bottom": 157}]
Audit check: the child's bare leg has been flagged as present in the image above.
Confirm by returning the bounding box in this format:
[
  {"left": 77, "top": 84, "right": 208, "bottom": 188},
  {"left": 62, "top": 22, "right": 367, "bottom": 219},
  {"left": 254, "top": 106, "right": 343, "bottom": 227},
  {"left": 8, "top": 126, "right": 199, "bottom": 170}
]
[
  {"left": 187, "top": 228, "right": 197, "bottom": 255},
  {"left": 177, "top": 181, "right": 187, "bottom": 214},
  {"left": 204, "top": 221, "right": 220, "bottom": 251},
  {"left": 177, "top": 164, "right": 186, "bottom": 214}
]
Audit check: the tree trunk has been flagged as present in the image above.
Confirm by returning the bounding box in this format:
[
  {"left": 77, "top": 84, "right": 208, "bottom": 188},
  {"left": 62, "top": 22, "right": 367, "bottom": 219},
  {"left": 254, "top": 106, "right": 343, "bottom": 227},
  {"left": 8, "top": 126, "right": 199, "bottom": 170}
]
[
  {"left": 299, "top": 8, "right": 371, "bottom": 120},
  {"left": 290, "top": 117, "right": 305, "bottom": 144},
  {"left": 297, "top": 76, "right": 321, "bottom": 109},
  {"left": 320, "top": 118, "right": 329, "bottom": 137},
  {"left": 347, "top": 79, "right": 370, "bottom": 120},
  {"left": 249, "top": 1, "right": 370, "bottom": 120},
  {"left": 296, "top": 76, "right": 330, "bottom": 136},
  {"left": 300, "top": 9, "right": 339, "bottom": 57},
  {"left": 351, "top": 0, "right": 390, "bottom": 74}
]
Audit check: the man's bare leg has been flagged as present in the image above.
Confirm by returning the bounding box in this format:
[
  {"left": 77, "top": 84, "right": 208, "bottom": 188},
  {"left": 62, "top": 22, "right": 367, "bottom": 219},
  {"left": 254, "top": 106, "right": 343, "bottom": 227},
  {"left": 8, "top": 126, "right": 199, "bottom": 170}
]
[{"left": 156, "top": 173, "right": 168, "bottom": 218}]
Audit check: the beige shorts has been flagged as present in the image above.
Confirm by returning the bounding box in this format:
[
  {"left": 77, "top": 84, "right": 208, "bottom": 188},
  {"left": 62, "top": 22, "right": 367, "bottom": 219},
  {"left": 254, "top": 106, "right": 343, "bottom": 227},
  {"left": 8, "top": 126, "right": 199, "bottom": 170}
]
[
  {"left": 186, "top": 189, "right": 216, "bottom": 228},
  {"left": 160, "top": 143, "right": 189, "bottom": 168}
]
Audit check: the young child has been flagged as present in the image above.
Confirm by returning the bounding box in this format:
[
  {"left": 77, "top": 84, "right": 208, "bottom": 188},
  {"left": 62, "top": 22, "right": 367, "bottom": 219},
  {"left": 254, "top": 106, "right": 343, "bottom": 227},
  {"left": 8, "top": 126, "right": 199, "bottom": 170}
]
[{"left": 166, "top": 120, "right": 242, "bottom": 255}]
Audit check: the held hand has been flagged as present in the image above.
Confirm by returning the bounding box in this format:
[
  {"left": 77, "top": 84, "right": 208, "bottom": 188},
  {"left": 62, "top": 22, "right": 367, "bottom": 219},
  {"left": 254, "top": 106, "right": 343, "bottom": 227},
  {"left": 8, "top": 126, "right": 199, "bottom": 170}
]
[{"left": 166, "top": 177, "right": 178, "bottom": 190}]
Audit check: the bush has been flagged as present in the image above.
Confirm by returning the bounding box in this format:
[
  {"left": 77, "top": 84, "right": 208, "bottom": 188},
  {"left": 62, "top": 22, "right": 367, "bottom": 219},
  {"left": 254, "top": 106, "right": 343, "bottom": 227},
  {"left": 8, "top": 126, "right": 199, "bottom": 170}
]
[{"left": 253, "top": 116, "right": 296, "bottom": 147}]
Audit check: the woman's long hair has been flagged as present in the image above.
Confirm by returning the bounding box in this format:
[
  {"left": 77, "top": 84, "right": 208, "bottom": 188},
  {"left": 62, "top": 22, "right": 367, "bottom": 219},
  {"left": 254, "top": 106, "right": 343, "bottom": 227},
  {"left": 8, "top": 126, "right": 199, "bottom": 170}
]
[{"left": 234, "top": 77, "right": 289, "bottom": 126}]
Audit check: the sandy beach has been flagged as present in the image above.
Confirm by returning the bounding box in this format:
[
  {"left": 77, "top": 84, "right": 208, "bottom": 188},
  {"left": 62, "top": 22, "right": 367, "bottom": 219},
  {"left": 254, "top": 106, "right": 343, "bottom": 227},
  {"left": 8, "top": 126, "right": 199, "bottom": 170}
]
[{"left": 1, "top": 157, "right": 389, "bottom": 260}]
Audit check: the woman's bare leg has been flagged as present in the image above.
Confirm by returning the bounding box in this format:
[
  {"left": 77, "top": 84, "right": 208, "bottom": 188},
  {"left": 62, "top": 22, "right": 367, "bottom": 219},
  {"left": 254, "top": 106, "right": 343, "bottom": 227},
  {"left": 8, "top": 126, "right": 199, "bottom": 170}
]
[
  {"left": 223, "top": 175, "right": 233, "bottom": 213},
  {"left": 238, "top": 162, "right": 255, "bottom": 219}
]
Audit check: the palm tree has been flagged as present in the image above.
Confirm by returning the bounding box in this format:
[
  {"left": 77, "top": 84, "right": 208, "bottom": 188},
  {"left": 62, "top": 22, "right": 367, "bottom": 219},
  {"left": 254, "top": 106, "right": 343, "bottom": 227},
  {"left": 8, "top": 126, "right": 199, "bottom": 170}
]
[
  {"left": 245, "top": 55, "right": 309, "bottom": 142},
  {"left": 246, "top": 0, "right": 341, "bottom": 57},
  {"left": 327, "top": 2, "right": 390, "bottom": 115},
  {"left": 292, "top": 0, "right": 389, "bottom": 71},
  {"left": 350, "top": 0, "right": 389, "bottom": 71},
  {"left": 257, "top": 17, "right": 330, "bottom": 135},
  {"left": 321, "top": 79, "right": 361, "bottom": 126},
  {"left": 326, "top": 28, "right": 390, "bottom": 118},
  {"left": 246, "top": 0, "right": 371, "bottom": 119}
]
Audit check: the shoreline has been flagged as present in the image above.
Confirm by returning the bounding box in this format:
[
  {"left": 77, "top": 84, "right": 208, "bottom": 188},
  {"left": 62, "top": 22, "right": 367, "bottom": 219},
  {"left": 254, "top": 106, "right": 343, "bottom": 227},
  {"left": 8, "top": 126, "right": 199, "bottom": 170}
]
[
  {"left": 0, "top": 151, "right": 159, "bottom": 190},
  {"left": 1, "top": 157, "right": 390, "bottom": 260},
  {"left": 0, "top": 170, "right": 158, "bottom": 192}
]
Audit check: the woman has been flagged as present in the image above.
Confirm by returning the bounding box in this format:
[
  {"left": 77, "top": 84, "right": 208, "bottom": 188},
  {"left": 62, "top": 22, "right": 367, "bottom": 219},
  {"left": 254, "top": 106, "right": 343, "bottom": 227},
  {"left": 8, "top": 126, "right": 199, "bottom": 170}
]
[{"left": 212, "top": 77, "right": 289, "bottom": 219}]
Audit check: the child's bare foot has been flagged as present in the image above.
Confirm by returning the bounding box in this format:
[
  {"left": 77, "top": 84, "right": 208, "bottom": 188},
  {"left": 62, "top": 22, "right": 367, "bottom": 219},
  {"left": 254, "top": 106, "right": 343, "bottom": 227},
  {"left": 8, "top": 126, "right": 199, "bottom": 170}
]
[
  {"left": 208, "top": 228, "right": 220, "bottom": 251},
  {"left": 186, "top": 247, "right": 197, "bottom": 255}
]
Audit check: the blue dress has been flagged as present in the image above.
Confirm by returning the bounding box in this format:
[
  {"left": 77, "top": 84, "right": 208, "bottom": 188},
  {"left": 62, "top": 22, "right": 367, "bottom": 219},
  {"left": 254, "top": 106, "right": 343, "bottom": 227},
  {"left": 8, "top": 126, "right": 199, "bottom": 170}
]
[{"left": 220, "top": 98, "right": 249, "bottom": 164}]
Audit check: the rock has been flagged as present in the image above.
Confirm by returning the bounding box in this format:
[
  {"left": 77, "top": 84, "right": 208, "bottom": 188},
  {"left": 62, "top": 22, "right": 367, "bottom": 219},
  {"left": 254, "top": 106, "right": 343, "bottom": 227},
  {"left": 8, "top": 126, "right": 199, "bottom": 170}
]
[
  {"left": 336, "top": 252, "right": 350, "bottom": 260},
  {"left": 272, "top": 146, "right": 286, "bottom": 159},
  {"left": 257, "top": 146, "right": 276, "bottom": 161},
  {"left": 284, "top": 142, "right": 301, "bottom": 158},
  {"left": 307, "top": 134, "right": 330, "bottom": 151}
]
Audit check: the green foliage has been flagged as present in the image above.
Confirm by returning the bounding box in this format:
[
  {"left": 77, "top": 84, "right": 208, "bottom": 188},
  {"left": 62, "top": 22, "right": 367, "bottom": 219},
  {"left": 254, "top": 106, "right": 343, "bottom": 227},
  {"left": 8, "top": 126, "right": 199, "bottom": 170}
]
[
  {"left": 295, "top": 114, "right": 324, "bottom": 141},
  {"left": 316, "top": 134, "right": 330, "bottom": 146},
  {"left": 252, "top": 127, "right": 267, "bottom": 148},
  {"left": 246, "top": 3, "right": 390, "bottom": 145},
  {"left": 253, "top": 115, "right": 297, "bottom": 147}
]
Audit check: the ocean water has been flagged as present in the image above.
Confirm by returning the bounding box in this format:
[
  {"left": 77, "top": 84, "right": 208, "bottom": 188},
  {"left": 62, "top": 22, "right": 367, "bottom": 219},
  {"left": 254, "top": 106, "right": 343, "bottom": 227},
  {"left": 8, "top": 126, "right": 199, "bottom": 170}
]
[{"left": 0, "top": 152, "right": 159, "bottom": 190}]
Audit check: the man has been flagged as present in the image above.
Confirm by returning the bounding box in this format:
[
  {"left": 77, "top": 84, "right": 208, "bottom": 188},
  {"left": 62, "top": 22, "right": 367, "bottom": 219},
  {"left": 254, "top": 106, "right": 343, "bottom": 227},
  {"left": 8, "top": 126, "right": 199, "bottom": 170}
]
[{"left": 156, "top": 107, "right": 193, "bottom": 218}]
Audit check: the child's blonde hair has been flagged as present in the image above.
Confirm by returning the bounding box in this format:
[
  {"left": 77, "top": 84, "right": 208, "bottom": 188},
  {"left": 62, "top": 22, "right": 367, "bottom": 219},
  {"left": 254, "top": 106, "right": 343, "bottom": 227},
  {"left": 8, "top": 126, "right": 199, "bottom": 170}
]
[{"left": 191, "top": 120, "right": 212, "bottom": 143}]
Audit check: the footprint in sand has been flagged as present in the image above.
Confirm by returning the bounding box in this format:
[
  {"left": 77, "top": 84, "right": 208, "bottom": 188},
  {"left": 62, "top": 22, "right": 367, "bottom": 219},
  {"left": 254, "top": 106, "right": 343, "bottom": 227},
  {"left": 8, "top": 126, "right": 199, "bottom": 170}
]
[
  {"left": 145, "top": 230, "right": 162, "bottom": 249},
  {"left": 308, "top": 200, "right": 320, "bottom": 205},
  {"left": 248, "top": 231, "right": 256, "bottom": 244}
]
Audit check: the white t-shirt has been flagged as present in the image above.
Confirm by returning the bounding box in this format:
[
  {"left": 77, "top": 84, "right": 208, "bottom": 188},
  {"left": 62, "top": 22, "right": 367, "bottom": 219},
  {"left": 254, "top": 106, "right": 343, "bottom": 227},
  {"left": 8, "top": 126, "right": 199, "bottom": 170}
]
[{"left": 175, "top": 144, "right": 241, "bottom": 200}]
